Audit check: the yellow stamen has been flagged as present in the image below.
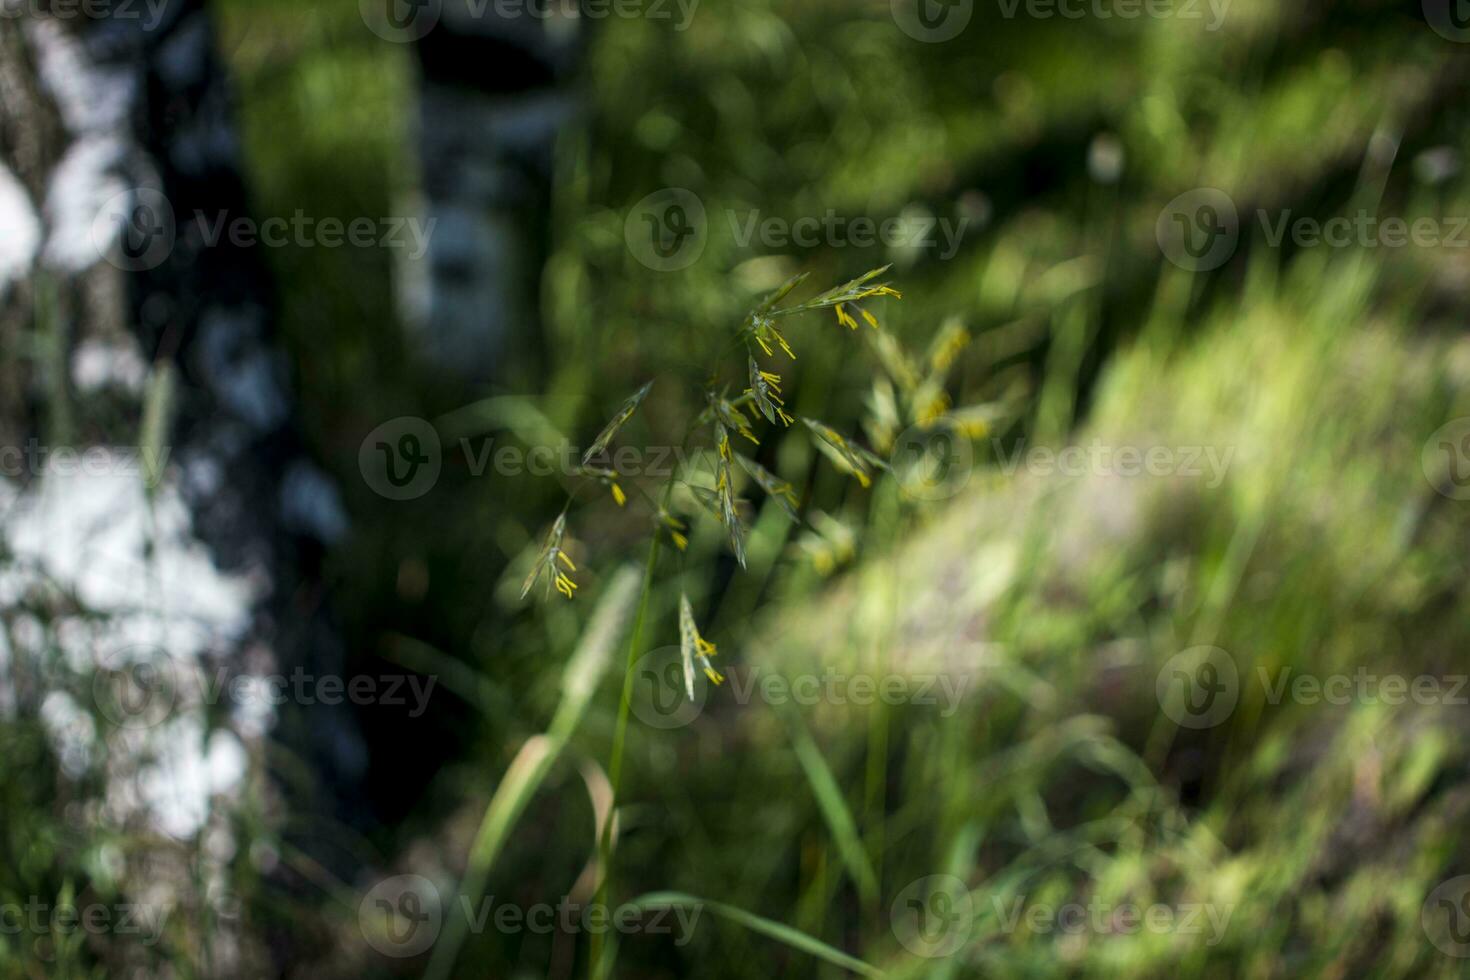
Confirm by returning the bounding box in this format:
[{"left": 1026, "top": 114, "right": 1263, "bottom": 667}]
[
  {"left": 555, "top": 571, "right": 578, "bottom": 598},
  {"left": 557, "top": 550, "right": 576, "bottom": 571},
  {"left": 959, "top": 418, "right": 989, "bottom": 438},
  {"left": 611, "top": 482, "right": 626, "bottom": 506}
]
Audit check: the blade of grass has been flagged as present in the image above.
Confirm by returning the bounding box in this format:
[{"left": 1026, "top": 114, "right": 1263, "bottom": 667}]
[
  {"left": 783, "top": 704, "right": 880, "bottom": 909},
  {"left": 587, "top": 531, "right": 660, "bottom": 974},
  {"left": 423, "top": 565, "right": 641, "bottom": 980},
  {"left": 380, "top": 632, "right": 513, "bottom": 719},
  {"left": 628, "top": 891, "right": 887, "bottom": 978}
]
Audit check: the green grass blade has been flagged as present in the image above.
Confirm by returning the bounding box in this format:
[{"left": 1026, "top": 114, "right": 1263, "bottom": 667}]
[
  {"left": 422, "top": 566, "right": 640, "bottom": 980},
  {"left": 629, "top": 891, "right": 886, "bottom": 978},
  {"left": 785, "top": 706, "right": 880, "bottom": 907}
]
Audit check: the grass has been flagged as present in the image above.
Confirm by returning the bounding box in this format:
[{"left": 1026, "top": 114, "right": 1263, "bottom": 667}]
[{"left": 5, "top": 0, "right": 1470, "bottom": 977}]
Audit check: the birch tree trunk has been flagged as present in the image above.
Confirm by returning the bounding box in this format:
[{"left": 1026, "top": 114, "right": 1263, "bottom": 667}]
[
  {"left": 403, "top": 0, "right": 581, "bottom": 383},
  {"left": 0, "top": 0, "right": 362, "bottom": 854}
]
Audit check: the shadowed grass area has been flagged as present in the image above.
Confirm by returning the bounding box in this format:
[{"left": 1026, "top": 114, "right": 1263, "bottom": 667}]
[{"left": 4, "top": 0, "right": 1470, "bottom": 977}]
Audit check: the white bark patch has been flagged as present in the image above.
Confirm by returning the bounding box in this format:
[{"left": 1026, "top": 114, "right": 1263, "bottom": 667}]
[
  {"left": 0, "top": 161, "right": 41, "bottom": 291},
  {"left": 72, "top": 338, "right": 150, "bottom": 394},
  {"left": 197, "top": 309, "right": 290, "bottom": 431},
  {"left": 43, "top": 136, "right": 130, "bottom": 272},
  {"left": 2, "top": 454, "right": 256, "bottom": 627},
  {"left": 280, "top": 460, "right": 348, "bottom": 544},
  {"left": 24, "top": 17, "right": 138, "bottom": 137},
  {"left": 0, "top": 455, "right": 263, "bottom": 838}
]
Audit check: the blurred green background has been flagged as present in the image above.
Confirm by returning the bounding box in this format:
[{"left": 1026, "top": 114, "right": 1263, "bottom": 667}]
[{"left": 10, "top": 0, "right": 1470, "bottom": 976}]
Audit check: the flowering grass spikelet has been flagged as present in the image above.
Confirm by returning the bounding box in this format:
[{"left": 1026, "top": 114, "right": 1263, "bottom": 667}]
[
  {"left": 802, "top": 417, "right": 885, "bottom": 489},
  {"left": 713, "top": 423, "right": 748, "bottom": 568},
  {"left": 520, "top": 512, "right": 579, "bottom": 601},
  {"left": 655, "top": 508, "right": 690, "bottom": 551},
  {"left": 678, "top": 593, "right": 724, "bottom": 699},
  {"left": 736, "top": 453, "right": 799, "bottom": 521},
  {"left": 582, "top": 380, "right": 654, "bottom": 467},
  {"left": 746, "top": 356, "right": 793, "bottom": 427}
]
